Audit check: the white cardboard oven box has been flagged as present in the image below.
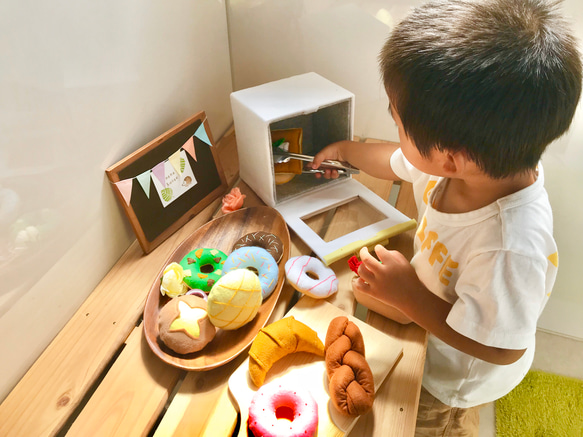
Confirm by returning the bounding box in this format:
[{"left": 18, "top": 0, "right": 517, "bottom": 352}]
[{"left": 231, "top": 73, "right": 416, "bottom": 265}]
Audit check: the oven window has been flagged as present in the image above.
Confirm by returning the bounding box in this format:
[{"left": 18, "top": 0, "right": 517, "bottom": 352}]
[{"left": 301, "top": 196, "right": 386, "bottom": 242}]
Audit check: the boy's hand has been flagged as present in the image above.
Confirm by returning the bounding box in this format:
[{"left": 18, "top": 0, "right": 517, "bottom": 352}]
[
  {"left": 354, "top": 245, "right": 421, "bottom": 309},
  {"left": 311, "top": 142, "right": 345, "bottom": 179},
  {"left": 311, "top": 140, "right": 401, "bottom": 181}
]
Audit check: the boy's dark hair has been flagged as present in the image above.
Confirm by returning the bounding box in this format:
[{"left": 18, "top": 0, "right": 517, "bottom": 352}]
[{"left": 379, "top": 0, "right": 582, "bottom": 178}]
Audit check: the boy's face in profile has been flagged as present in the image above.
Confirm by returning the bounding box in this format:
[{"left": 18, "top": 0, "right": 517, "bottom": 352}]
[{"left": 389, "top": 102, "right": 444, "bottom": 177}]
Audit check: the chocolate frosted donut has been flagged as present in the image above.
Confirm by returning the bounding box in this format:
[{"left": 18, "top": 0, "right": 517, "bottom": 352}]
[{"left": 232, "top": 231, "right": 284, "bottom": 263}]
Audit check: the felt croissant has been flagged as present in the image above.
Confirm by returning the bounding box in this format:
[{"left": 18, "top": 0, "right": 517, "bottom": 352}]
[{"left": 248, "top": 316, "right": 324, "bottom": 387}]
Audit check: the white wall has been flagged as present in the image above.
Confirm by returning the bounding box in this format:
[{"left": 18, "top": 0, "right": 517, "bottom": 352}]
[
  {"left": 537, "top": 0, "right": 583, "bottom": 337},
  {"left": 0, "top": 0, "right": 233, "bottom": 400},
  {"left": 227, "top": 0, "right": 417, "bottom": 141},
  {"left": 227, "top": 0, "right": 583, "bottom": 339}
]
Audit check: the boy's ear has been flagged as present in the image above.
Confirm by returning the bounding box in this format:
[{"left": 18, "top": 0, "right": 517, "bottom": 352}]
[{"left": 442, "top": 151, "right": 468, "bottom": 175}]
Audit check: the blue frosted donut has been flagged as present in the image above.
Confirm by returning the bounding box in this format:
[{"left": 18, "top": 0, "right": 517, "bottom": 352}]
[{"left": 222, "top": 246, "right": 279, "bottom": 300}]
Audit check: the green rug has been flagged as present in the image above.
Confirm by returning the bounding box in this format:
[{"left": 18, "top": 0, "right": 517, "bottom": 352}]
[{"left": 496, "top": 370, "right": 583, "bottom": 436}]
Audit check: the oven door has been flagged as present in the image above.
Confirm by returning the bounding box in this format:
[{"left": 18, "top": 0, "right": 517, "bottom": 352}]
[{"left": 275, "top": 178, "right": 416, "bottom": 265}]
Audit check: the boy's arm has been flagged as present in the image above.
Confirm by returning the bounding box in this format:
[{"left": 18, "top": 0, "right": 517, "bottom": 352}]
[
  {"left": 311, "top": 140, "right": 402, "bottom": 181},
  {"left": 357, "top": 246, "right": 526, "bottom": 365},
  {"left": 399, "top": 281, "right": 526, "bottom": 365}
]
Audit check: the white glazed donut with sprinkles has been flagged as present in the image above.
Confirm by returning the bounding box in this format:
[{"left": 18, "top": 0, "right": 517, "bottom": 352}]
[
  {"left": 248, "top": 381, "right": 318, "bottom": 437},
  {"left": 285, "top": 255, "right": 338, "bottom": 299},
  {"left": 222, "top": 246, "right": 279, "bottom": 300}
]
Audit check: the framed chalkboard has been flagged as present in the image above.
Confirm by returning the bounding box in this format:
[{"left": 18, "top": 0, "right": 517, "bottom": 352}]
[{"left": 106, "top": 111, "right": 227, "bottom": 254}]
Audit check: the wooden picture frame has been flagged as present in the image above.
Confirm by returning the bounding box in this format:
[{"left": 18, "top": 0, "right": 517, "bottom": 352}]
[{"left": 106, "top": 111, "right": 228, "bottom": 254}]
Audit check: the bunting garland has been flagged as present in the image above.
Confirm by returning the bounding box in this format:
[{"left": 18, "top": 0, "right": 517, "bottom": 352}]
[
  {"left": 113, "top": 120, "right": 209, "bottom": 207},
  {"left": 182, "top": 136, "right": 197, "bottom": 161},
  {"left": 194, "top": 123, "right": 212, "bottom": 147},
  {"left": 136, "top": 170, "right": 152, "bottom": 198},
  {"left": 168, "top": 149, "right": 182, "bottom": 175},
  {"left": 152, "top": 162, "right": 166, "bottom": 186},
  {"left": 115, "top": 179, "right": 133, "bottom": 206}
]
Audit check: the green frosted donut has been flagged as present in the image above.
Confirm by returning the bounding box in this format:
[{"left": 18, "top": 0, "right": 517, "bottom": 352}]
[{"left": 179, "top": 248, "right": 228, "bottom": 292}]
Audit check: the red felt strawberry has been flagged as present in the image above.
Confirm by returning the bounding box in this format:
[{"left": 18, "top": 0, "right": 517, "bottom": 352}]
[{"left": 348, "top": 255, "right": 362, "bottom": 275}]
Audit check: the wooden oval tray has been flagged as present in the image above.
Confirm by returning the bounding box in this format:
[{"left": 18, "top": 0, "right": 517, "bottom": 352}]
[{"left": 143, "top": 206, "right": 291, "bottom": 371}]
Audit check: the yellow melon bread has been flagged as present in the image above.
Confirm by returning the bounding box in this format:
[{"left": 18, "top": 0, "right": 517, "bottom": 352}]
[{"left": 207, "top": 269, "right": 262, "bottom": 330}]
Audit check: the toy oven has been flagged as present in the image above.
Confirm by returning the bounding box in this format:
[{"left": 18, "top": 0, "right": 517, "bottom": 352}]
[{"left": 231, "top": 73, "right": 416, "bottom": 265}]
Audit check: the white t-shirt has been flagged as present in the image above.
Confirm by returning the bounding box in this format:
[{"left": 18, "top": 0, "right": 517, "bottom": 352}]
[{"left": 390, "top": 149, "right": 558, "bottom": 408}]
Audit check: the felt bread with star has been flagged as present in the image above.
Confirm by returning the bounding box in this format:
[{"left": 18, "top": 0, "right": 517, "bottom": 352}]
[{"left": 158, "top": 295, "right": 216, "bottom": 354}]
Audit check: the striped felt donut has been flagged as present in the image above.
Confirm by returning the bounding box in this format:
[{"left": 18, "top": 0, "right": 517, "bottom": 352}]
[{"left": 284, "top": 255, "right": 338, "bottom": 299}]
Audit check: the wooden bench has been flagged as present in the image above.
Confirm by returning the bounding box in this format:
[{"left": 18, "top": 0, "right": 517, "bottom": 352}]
[{"left": 0, "top": 130, "right": 426, "bottom": 437}]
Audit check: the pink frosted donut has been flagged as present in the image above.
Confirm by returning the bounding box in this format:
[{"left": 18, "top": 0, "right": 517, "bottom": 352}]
[
  {"left": 285, "top": 255, "right": 338, "bottom": 299},
  {"left": 248, "top": 381, "right": 318, "bottom": 437}
]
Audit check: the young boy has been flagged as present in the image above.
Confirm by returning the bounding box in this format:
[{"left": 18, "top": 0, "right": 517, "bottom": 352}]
[{"left": 312, "top": 0, "right": 582, "bottom": 435}]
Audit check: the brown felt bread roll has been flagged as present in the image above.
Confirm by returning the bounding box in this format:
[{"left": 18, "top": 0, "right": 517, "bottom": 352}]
[
  {"left": 158, "top": 295, "right": 216, "bottom": 354},
  {"left": 324, "top": 316, "right": 374, "bottom": 417},
  {"left": 325, "top": 316, "right": 366, "bottom": 378}
]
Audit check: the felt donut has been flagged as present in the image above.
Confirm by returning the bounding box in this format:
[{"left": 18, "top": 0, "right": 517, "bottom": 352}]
[
  {"left": 285, "top": 256, "right": 338, "bottom": 299},
  {"left": 222, "top": 247, "right": 279, "bottom": 300},
  {"left": 248, "top": 381, "right": 318, "bottom": 437},
  {"left": 233, "top": 231, "right": 284, "bottom": 263},
  {"left": 179, "top": 248, "right": 228, "bottom": 292},
  {"left": 185, "top": 289, "right": 208, "bottom": 301}
]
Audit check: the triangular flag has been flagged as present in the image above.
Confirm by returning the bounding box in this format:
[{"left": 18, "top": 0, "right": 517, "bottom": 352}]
[
  {"left": 136, "top": 170, "right": 151, "bottom": 198},
  {"left": 182, "top": 136, "right": 197, "bottom": 161},
  {"left": 168, "top": 149, "right": 182, "bottom": 175},
  {"left": 152, "top": 161, "right": 165, "bottom": 185},
  {"left": 114, "top": 179, "right": 133, "bottom": 206},
  {"left": 194, "top": 123, "right": 212, "bottom": 147}
]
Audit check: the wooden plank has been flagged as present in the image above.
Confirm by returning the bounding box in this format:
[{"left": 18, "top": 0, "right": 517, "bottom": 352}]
[
  {"left": 395, "top": 181, "right": 417, "bottom": 219},
  {"left": 0, "top": 234, "right": 185, "bottom": 437},
  {"left": 349, "top": 314, "right": 427, "bottom": 437},
  {"left": 65, "top": 323, "right": 183, "bottom": 436},
  {"left": 349, "top": 151, "right": 426, "bottom": 436},
  {"left": 0, "top": 130, "right": 239, "bottom": 437},
  {"left": 387, "top": 181, "right": 417, "bottom": 261},
  {"left": 199, "top": 386, "right": 241, "bottom": 437},
  {"left": 153, "top": 354, "right": 244, "bottom": 437}
]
